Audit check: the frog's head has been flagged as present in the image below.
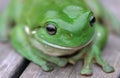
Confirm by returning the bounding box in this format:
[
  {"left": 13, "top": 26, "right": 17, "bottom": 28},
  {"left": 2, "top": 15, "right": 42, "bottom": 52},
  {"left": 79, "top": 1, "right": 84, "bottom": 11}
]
[{"left": 24, "top": 5, "right": 96, "bottom": 56}]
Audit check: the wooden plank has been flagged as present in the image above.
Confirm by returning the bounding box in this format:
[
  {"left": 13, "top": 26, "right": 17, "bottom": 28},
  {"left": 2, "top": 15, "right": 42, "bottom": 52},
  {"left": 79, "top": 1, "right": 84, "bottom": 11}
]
[
  {"left": 0, "top": 43, "right": 29, "bottom": 78},
  {"left": 20, "top": 34, "right": 120, "bottom": 78}
]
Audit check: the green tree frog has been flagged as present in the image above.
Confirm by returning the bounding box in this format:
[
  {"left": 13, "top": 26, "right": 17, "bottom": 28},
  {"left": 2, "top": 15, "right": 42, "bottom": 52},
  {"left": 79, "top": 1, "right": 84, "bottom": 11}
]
[{"left": 0, "top": 0, "right": 115, "bottom": 75}]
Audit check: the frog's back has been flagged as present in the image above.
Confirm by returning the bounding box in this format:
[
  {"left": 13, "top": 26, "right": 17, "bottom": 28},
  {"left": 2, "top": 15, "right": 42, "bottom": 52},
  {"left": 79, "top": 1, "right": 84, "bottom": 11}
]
[{"left": 17, "top": 0, "right": 87, "bottom": 27}]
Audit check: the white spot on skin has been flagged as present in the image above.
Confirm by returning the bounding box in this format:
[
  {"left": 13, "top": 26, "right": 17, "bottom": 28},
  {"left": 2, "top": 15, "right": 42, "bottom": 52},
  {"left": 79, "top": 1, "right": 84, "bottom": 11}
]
[
  {"left": 25, "top": 26, "right": 37, "bottom": 35},
  {"left": 32, "top": 31, "right": 37, "bottom": 34},
  {"left": 25, "top": 26, "right": 30, "bottom": 34},
  {"left": 97, "top": 32, "right": 101, "bottom": 37}
]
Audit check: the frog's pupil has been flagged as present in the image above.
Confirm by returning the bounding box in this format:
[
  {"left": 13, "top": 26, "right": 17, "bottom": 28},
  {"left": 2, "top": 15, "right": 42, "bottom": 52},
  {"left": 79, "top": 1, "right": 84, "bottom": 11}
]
[
  {"left": 90, "top": 16, "right": 96, "bottom": 26},
  {"left": 46, "top": 24, "right": 57, "bottom": 35}
]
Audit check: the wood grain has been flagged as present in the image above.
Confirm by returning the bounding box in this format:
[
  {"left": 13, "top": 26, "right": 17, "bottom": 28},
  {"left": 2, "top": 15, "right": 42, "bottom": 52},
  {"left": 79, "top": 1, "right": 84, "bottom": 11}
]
[
  {"left": 0, "top": 43, "right": 29, "bottom": 78},
  {"left": 20, "top": 35, "right": 120, "bottom": 78}
]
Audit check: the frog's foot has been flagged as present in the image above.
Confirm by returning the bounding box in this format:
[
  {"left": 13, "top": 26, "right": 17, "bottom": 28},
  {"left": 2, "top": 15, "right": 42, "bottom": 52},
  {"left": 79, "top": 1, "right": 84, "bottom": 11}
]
[
  {"left": 93, "top": 45, "right": 114, "bottom": 73},
  {"left": 36, "top": 55, "right": 67, "bottom": 70},
  {"left": 102, "top": 65, "right": 114, "bottom": 73},
  {"left": 68, "top": 49, "right": 86, "bottom": 64},
  {"left": 37, "top": 53, "right": 68, "bottom": 67},
  {"left": 30, "top": 49, "right": 68, "bottom": 68},
  {"left": 36, "top": 58, "right": 54, "bottom": 71},
  {"left": 95, "top": 56, "right": 114, "bottom": 73},
  {"left": 57, "top": 58, "right": 68, "bottom": 67},
  {"left": 46, "top": 57, "right": 68, "bottom": 67},
  {"left": 95, "top": 52, "right": 114, "bottom": 73},
  {"left": 81, "top": 67, "right": 92, "bottom": 76},
  {"left": 41, "top": 64, "right": 53, "bottom": 72}
]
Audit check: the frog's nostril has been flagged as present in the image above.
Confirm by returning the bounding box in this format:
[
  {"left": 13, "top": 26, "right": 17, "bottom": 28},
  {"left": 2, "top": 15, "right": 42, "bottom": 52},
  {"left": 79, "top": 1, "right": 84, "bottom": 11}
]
[{"left": 68, "top": 34, "right": 73, "bottom": 38}]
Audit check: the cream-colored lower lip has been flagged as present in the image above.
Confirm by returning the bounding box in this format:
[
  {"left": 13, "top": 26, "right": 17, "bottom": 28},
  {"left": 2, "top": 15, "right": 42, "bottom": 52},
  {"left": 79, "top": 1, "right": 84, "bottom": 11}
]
[{"left": 39, "top": 33, "right": 95, "bottom": 50}]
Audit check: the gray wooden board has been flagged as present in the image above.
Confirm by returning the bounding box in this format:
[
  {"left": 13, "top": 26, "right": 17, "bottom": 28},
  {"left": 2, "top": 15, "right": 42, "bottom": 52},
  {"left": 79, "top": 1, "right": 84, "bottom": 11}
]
[
  {"left": 20, "top": 35, "right": 120, "bottom": 78},
  {"left": 0, "top": 43, "right": 29, "bottom": 78}
]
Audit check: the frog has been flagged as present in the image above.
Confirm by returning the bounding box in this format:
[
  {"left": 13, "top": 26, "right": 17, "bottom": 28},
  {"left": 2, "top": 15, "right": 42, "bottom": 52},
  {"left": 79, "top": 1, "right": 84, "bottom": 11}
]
[{"left": 0, "top": 0, "right": 114, "bottom": 75}]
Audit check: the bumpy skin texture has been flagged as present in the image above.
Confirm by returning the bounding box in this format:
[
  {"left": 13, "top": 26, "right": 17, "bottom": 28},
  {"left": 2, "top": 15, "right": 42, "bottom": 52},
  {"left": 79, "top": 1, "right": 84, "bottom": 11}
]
[{"left": 0, "top": 0, "right": 114, "bottom": 75}]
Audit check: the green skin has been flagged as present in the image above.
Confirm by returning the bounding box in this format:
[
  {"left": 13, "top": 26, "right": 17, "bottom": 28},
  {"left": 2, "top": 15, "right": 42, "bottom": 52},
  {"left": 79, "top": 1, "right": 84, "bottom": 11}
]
[{"left": 0, "top": 0, "right": 114, "bottom": 75}]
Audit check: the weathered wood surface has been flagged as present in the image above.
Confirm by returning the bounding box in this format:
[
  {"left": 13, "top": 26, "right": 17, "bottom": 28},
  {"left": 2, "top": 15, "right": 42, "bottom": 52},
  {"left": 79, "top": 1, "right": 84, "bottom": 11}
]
[
  {"left": 0, "top": 43, "right": 29, "bottom": 78},
  {"left": 20, "top": 35, "right": 120, "bottom": 78}
]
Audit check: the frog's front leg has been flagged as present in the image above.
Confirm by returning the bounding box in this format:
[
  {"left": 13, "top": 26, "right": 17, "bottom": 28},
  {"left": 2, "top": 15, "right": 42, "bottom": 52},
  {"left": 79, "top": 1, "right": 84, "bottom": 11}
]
[
  {"left": 81, "top": 24, "right": 114, "bottom": 75},
  {"left": 93, "top": 24, "right": 114, "bottom": 73},
  {"left": 68, "top": 45, "right": 94, "bottom": 75},
  {"left": 93, "top": 45, "right": 114, "bottom": 73},
  {"left": 80, "top": 46, "right": 94, "bottom": 75},
  {"left": 11, "top": 25, "right": 68, "bottom": 71},
  {"left": 81, "top": 45, "right": 114, "bottom": 75}
]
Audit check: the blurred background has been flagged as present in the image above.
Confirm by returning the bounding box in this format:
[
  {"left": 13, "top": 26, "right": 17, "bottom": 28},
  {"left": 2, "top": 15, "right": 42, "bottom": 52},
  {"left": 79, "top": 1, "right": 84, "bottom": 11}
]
[{"left": 0, "top": 0, "right": 10, "bottom": 11}]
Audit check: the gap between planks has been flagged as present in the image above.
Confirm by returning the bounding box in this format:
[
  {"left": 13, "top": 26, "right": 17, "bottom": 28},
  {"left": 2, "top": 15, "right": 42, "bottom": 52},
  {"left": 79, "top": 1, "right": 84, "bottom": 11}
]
[{"left": 0, "top": 43, "right": 30, "bottom": 78}]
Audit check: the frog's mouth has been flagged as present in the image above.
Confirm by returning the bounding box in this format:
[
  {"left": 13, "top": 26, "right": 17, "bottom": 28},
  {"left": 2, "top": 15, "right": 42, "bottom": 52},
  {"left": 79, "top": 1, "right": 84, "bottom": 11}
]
[
  {"left": 30, "top": 33, "right": 95, "bottom": 56},
  {"left": 40, "top": 34, "right": 95, "bottom": 50}
]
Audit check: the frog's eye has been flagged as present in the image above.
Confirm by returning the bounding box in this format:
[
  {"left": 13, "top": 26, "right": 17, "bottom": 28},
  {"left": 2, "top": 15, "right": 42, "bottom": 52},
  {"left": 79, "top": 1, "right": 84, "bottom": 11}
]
[
  {"left": 90, "top": 16, "right": 96, "bottom": 27},
  {"left": 46, "top": 23, "right": 57, "bottom": 35}
]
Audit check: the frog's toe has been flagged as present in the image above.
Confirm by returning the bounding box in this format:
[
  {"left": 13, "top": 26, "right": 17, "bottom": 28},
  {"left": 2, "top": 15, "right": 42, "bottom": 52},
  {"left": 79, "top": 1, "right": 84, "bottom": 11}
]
[
  {"left": 57, "top": 58, "right": 68, "bottom": 67},
  {"left": 69, "top": 58, "right": 76, "bottom": 64},
  {"left": 103, "top": 65, "right": 114, "bottom": 73},
  {"left": 41, "top": 64, "right": 54, "bottom": 72},
  {"left": 80, "top": 68, "right": 93, "bottom": 76}
]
